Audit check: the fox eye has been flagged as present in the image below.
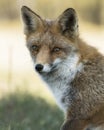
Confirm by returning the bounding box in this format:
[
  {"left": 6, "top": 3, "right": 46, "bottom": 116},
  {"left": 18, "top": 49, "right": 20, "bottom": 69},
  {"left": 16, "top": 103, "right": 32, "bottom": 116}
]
[
  {"left": 53, "top": 47, "right": 61, "bottom": 52},
  {"left": 31, "top": 45, "right": 39, "bottom": 51}
]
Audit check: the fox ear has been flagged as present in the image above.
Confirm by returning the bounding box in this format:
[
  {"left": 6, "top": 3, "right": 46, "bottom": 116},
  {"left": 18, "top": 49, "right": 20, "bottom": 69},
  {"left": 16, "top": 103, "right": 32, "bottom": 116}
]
[
  {"left": 58, "top": 8, "right": 79, "bottom": 38},
  {"left": 21, "top": 6, "right": 43, "bottom": 35}
]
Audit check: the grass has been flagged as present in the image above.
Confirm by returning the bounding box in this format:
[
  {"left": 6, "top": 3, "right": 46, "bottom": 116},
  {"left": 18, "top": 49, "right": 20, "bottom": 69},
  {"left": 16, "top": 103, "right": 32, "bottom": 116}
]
[
  {"left": 0, "top": 92, "right": 63, "bottom": 130},
  {"left": 0, "top": 71, "right": 63, "bottom": 130}
]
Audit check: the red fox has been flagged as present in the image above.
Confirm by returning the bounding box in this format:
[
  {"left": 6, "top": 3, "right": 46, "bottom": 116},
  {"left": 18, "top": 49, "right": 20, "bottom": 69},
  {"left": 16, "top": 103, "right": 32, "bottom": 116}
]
[{"left": 21, "top": 6, "right": 104, "bottom": 130}]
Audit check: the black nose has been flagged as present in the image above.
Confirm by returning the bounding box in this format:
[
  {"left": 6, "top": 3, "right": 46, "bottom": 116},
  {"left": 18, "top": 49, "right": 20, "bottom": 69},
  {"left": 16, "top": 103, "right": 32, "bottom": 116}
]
[{"left": 35, "top": 64, "right": 43, "bottom": 72}]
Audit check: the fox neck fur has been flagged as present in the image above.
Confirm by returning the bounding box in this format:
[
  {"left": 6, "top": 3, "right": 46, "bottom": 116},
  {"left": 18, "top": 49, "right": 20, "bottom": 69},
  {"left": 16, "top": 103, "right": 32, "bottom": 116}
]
[{"left": 41, "top": 52, "right": 83, "bottom": 112}]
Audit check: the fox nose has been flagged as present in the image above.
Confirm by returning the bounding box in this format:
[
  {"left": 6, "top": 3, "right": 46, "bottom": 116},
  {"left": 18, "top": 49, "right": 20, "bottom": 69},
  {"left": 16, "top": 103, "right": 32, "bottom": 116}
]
[{"left": 35, "top": 64, "right": 44, "bottom": 72}]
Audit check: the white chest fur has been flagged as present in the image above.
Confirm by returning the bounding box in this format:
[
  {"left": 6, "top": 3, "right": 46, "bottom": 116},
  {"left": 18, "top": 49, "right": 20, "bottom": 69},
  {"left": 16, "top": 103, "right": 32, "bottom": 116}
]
[{"left": 42, "top": 54, "right": 83, "bottom": 112}]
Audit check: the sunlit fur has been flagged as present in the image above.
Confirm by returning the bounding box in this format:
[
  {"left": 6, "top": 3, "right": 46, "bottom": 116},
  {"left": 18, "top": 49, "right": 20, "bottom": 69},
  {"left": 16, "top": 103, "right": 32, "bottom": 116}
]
[{"left": 21, "top": 6, "right": 104, "bottom": 130}]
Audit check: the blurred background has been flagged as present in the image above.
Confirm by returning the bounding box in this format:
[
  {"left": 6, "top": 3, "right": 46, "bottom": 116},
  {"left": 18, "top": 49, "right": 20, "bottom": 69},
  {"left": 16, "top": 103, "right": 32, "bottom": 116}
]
[{"left": 0, "top": 0, "right": 104, "bottom": 130}]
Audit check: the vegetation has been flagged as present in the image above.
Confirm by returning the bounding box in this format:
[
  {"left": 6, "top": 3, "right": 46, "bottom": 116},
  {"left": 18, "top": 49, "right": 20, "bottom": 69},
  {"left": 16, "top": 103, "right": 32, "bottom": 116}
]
[
  {"left": 0, "top": 71, "right": 63, "bottom": 130},
  {"left": 0, "top": 92, "right": 63, "bottom": 130},
  {"left": 0, "top": 0, "right": 104, "bottom": 24}
]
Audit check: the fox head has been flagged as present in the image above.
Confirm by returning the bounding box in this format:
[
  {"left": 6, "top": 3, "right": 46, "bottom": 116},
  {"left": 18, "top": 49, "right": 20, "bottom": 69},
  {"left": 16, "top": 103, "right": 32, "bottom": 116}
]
[{"left": 21, "top": 6, "right": 80, "bottom": 74}]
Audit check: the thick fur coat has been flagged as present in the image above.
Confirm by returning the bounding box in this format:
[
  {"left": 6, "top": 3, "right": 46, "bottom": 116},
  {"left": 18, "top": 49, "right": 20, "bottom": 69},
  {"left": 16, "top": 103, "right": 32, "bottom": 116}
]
[{"left": 21, "top": 6, "right": 104, "bottom": 130}]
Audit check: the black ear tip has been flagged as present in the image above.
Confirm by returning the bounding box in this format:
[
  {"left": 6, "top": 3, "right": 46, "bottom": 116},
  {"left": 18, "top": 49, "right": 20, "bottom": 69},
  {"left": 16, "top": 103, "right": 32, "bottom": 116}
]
[
  {"left": 64, "top": 8, "right": 76, "bottom": 14},
  {"left": 21, "top": 6, "right": 30, "bottom": 12},
  {"left": 21, "top": 6, "right": 27, "bottom": 10}
]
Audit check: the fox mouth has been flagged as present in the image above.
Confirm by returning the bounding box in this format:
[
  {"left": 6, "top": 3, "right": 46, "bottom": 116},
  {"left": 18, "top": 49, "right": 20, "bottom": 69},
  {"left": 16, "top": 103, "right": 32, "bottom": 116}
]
[
  {"left": 51, "top": 65, "right": 58, "bottom": 71},
  {"left": 35, "top": 64, "right": 53, "bottom": 74},
  {"left": 35, "top": 64, "right": 58, "bottom": 75},
  {"left": 34, "top": 58, "right": 62, "bottom": 74}
]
